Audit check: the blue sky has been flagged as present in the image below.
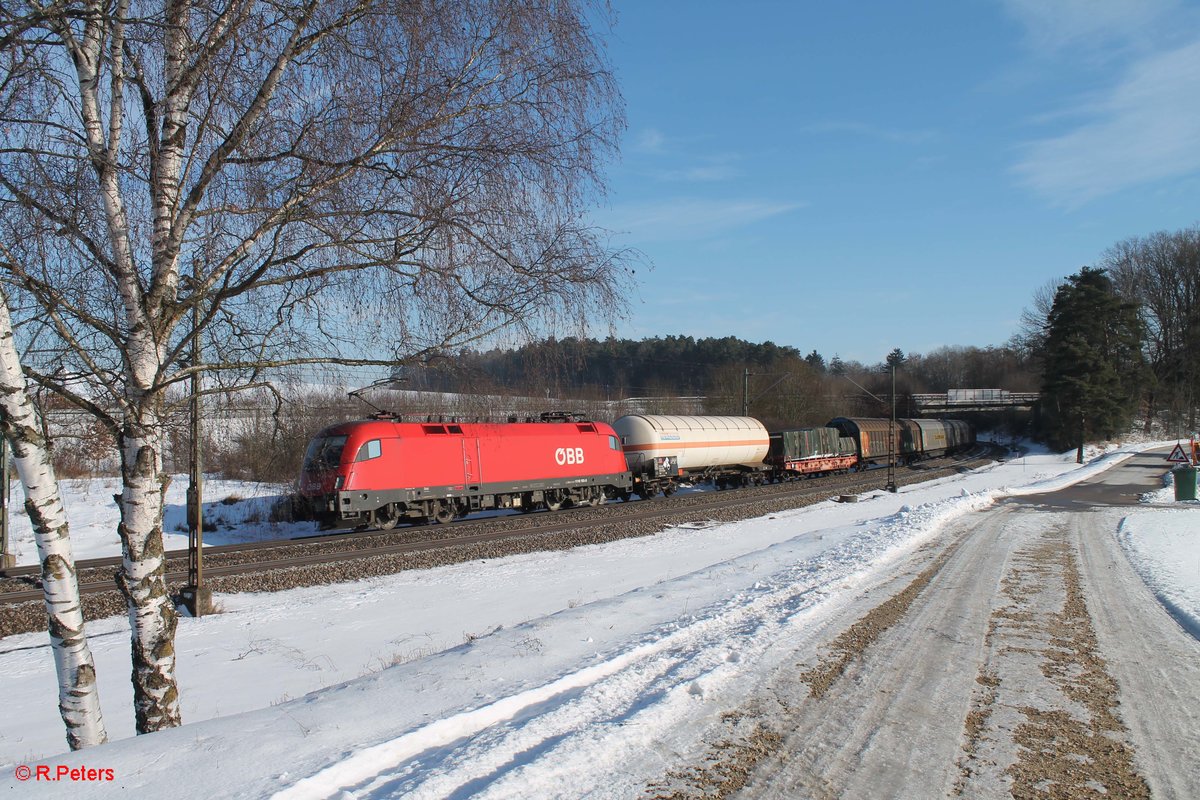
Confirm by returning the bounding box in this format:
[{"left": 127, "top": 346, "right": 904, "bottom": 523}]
[{"left": 592, "top": 0, "right": 1200, "bottom": 364}]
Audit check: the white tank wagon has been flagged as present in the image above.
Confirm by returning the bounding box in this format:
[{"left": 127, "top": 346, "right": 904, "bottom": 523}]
[{"left": 612, "top": 415, "right": 771, "bottom": 497}]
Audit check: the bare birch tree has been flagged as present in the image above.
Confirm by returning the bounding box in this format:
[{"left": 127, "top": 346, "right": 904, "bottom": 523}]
[
  {"left": 1010, "top": 277, "right": 1064, "bottom": 359},
  {"left": 1103, "top": 228, "right": 1200, "bottom": 431},
  {"left": 0, "top": 0, "right": 629, "bottom": 733},
  {"left": 0, "top": 281, "right": 107, "bottom": 749}
]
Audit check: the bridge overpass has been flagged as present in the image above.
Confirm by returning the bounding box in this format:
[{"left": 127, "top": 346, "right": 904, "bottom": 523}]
[{"left": 908, "top": 389, "right": 1039, "bottom": 414}]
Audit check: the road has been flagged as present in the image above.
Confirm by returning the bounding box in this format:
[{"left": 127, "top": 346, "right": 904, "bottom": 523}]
[{"left": 658, "top": 450, "right": 1200, "bottom": 799}]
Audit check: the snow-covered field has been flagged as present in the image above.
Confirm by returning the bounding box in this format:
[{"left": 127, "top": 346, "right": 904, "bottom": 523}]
[
  {"left": 4, "top": 476, "right": 315, "bottom": 566},
  {"left": 0, "top": 440, "right": 1196, "bottom": 797}
]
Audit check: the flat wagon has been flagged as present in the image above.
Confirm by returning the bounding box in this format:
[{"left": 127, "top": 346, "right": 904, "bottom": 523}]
[{"left": 767, "top": 427, "right": 858, "bottom": 476}]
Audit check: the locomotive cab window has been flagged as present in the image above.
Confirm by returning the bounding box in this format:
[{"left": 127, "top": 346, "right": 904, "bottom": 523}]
[
  {"left": 302, "top": 435, "right": 348, "bottom": 471},
  {"left": 609, "top": 435, "right": 619, "bottom": 450},
  {"left": 355, "top": 439, "right": 382, "bottom": 462}
]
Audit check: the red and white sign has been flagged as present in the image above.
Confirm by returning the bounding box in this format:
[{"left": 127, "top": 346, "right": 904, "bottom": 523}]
[{"left": 1166, "top": 443, "right": 1191, "bottom": 463}]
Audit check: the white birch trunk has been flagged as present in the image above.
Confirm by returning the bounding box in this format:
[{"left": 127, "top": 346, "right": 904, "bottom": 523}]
[
  {"left": 115, "top": 393, "right": 182, "bottom": 732},
  {"left": 0, "top": 292, "right": 107, "bottom": 750},
  {"left": 62, "top": 0, "right": 183, "bottom": 733}
]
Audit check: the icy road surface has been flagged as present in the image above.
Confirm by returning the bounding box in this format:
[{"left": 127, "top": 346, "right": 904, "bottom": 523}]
[{"left": 726, "top": 467, "right": 1200, "bottom": 799}]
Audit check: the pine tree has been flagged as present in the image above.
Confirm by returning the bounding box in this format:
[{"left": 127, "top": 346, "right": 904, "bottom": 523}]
[{"left": 1039, "top": 267, "right": 1146, "bottom": 459}]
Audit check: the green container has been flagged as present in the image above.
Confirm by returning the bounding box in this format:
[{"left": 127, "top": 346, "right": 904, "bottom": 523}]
[{"left": 1174, "top": 466, "right": 1198, "bottom": 501}]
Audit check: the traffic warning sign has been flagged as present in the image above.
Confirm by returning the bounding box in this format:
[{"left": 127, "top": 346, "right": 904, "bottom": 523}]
[{"left": 1166, "top": 443, "right": 1191, "bottom": 463}]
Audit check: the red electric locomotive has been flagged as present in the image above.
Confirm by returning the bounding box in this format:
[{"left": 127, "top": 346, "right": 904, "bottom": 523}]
[{"left": 298, "top": 414, "right": 633, "bottom": 529}]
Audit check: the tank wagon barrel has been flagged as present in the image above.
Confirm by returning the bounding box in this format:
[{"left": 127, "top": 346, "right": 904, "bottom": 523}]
[{"left": 611, "top": 415, "right": 771, "bottom": 496}]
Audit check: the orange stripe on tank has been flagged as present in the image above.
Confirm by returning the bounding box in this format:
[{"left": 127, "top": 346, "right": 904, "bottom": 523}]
[{"left": 623, "top": 439, "right": 768, "bottom": 452}]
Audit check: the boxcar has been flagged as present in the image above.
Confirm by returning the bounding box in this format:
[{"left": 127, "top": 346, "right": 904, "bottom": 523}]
[
  {"left": 298, "top": 416, "right": 632, "bottom": 529},
  {"left": 613, "top": 415, "right": 770, "bottom": 496},
  {"left": 828, "top": 417, "right": 920, "bottom": 463},
  {"left": 829, "top": 417, "right": 975, "bottom": 464},
  {"left": 944, "top": 419, "right": 974, "bottom": 450},
  {"left": 913, "top": 419, "right": 950, "bottom": 457}
]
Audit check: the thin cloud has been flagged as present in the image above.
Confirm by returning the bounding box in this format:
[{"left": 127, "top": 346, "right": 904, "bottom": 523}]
[
  {"left": 599, "top": 198, "right": 803, "bottom": 242},
  {"left": 634, "top": 128, "right": 666, "bottom": 153},
  {"left": 1001, "top": 0, "right": 1178, "bottom": 53},
  {"left": 797, "top": 121, "right": 937, "bottom": 146},
  {"left": 629, "top": 128, "right": 741, "bottom": 182},
  {"left": 651, "top": 164, "right": 742, "bottom": 183},
  {"left": 1013, "top": 39, "right": 1200, "bottom": 204}
]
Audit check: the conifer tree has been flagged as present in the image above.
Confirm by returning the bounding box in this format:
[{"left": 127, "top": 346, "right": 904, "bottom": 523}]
[{"left": 1039, "top": 267, "right": 1145, "bottom": 460}]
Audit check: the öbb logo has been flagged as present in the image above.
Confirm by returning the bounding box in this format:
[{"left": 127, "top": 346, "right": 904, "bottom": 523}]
[{"left": 555, "top": 447, "right": 585, "bottom": 466}]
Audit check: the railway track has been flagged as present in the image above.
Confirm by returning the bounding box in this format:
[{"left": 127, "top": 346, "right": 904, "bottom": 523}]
[{"left": 0, "top": 447, "right": 998, "bottom": 636}]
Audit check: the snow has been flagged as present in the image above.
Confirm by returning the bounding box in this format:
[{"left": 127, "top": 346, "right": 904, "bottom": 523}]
[
  {"left": 1, "top": 439, "right": 1196, "bottom": 797},
  {"left": 1119, "top": 469, "right": 1200, "bottom": 639},
  {"left": 4, "top": 477, "right": 316, "bottom": 565}
]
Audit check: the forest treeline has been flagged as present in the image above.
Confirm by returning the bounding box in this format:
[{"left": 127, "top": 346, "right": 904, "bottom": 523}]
[{"left": 395, "top": 335, "right": 1039, "bottom": 432}]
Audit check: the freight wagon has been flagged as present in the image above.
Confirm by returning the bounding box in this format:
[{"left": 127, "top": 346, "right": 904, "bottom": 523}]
[
  {"left": 767, "top": 427, "right": 859, "bottom": 477},
  {"left": 612, "top": 414, "right": 771, "bottom": 496},
  {"left": 827, "top": 417, "right": 975, "bottom": 465}
]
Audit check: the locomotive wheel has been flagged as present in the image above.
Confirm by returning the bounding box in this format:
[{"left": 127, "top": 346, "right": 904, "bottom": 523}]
[
  {"left": 374, "top": 505, "right": 400, "bottom": 530},
  {"left": 545, "top": 490, "right": 565, "bottom": 512},
  {"left": 432, "top": 503, "right": 455, "bottom": 524}
]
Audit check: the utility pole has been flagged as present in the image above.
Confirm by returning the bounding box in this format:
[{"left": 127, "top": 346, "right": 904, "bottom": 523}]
[
  {"left": 742, "top": 368, "right": 751, "bottom": 416},
  {"left": 836, "top": 359, "right": 900, "bottom": 494},
  {"left": 182, "top": 281, "right": 212, "bottom": 616}
]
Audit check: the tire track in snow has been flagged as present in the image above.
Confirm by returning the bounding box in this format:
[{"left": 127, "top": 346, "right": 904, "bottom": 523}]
[{"left": 272, "top": 498, "right": 983, "bottom": 799}]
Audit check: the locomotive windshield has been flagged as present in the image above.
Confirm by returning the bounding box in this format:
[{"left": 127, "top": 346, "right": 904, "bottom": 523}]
[{"left": 302, "top": 435, "right": 348, "bottom": 472}]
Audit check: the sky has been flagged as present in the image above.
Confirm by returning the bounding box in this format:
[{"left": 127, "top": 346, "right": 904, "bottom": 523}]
[
  {"left": 593, "top": 0, "right": 1200, "bottom": 364},
  {"left": 3, "top": 442, "right": 1196, "bottom": 795}
]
